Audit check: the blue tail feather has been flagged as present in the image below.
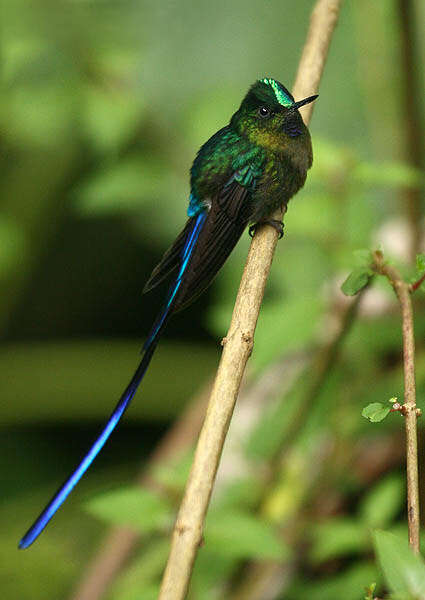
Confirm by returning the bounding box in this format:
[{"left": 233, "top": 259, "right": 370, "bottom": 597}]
[
  {"left": 19, "top": 211, "right": 208, "bottom": 549},
  {"left": 19, "top": 344, "right": 156, "bottom": 549},
  {"left": 143, "top": 211, "right": 207, "bottom": 349}
]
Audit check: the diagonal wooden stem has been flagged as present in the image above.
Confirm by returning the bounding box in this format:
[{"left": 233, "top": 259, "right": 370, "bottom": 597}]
[{"left": 158, "top": 2, "right": 343, "bottom": 598}]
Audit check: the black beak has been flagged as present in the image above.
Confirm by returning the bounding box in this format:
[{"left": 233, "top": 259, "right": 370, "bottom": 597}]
[{"left": 291, "top": 94, "right": 319, "bottom": 110}]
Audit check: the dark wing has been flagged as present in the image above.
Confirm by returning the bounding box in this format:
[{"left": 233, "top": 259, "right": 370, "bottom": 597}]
[
  {"left": 143, "top": 219, "right": 195, "bottom": 294},
  {"left": 173, "top": 179, "right": 253, "bottom": 311}
]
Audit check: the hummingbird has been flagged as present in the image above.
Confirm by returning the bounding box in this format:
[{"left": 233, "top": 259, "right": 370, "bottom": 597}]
[{"left": 19, "top": 78, "right": 317, "bottom": 548}]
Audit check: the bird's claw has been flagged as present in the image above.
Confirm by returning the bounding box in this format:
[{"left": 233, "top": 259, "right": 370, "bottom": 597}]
[{"left": 249, "top": 219, "right": 284, "bottom": 239}]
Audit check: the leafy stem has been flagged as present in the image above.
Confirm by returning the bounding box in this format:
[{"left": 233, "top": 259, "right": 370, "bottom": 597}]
[{"left": 372, "top": 250, "right": 420, "bottom": 553}]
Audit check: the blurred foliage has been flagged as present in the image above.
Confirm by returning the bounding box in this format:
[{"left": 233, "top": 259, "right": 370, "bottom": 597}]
[
  {"left": 374, "top": 531, "right": 425, "bottom": 599},
  {"left": 1, "top": 0, "right": 424, "bottom": 599}
]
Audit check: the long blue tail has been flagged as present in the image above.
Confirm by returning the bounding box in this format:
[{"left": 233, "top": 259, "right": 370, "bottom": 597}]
[
  {"left": 19, "top": 345, "right": 156, "bottom": 549},
  {"left": 19, "top": 211, "right": 207, "bottom": 549}
]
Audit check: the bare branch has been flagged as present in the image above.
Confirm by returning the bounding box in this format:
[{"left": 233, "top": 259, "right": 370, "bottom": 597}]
[{"left": 159, "top": 2, "right": 343, "bottom": 598}]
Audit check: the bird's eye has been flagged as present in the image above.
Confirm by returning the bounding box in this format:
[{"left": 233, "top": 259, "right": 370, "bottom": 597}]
[{"left": 257, "top": 106, "right": 271, "bottom": 118}]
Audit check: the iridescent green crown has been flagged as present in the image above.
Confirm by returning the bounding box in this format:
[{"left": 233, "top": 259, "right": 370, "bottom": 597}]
[{"left": 260, "top": 78, "right": 294, "bottom": 108}]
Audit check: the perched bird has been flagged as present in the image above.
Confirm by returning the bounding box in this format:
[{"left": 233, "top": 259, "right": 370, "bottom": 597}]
[{"left": 19, "top": 78, "right": 317, "bottom": 548}]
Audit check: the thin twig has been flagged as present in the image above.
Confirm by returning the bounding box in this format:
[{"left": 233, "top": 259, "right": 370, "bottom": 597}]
[
  {"left": 372, "top": 250, "right": 420, "bottom": 553},
  {"left": 158, "top": 2, "right": 343, "bottom": 598}
]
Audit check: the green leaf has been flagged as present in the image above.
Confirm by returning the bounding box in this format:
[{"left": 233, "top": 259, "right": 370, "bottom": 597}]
[
  {"left": 362, "top": 402, "right": 391, "bottom": 423},
  {"left": 85, "top": 486, "right": 173, "bottom": 534},
  {"left": 310, "top": 518, "right": 368, "bottom": 563},
  {"left": 341, "top": 267, "right": 372, "bottom": 296},
  {"left": 359, "top": 475, "right": 404, "bottom": 528},
  {"left": 373, "top": 530, "right": 425, "bottom": 597},
  {"left": 416, "top": 254, "right": 425, "bottom": 273},
  {"left": 205, "top": 510, "right": 289, "bottom": 560}
]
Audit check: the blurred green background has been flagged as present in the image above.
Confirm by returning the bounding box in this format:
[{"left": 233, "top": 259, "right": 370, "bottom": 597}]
[{"left": 1, "top": 1, "right": 424, "bottom": 599}]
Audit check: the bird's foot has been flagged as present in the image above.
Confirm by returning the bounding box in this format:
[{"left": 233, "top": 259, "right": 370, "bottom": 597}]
[{"left": 249, "top": 219, "right": 284, "bottom": 239}]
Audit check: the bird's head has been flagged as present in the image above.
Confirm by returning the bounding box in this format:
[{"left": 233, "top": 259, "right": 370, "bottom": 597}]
[{"left": 230, "top": 78, "right": 318, "bottom": 152}]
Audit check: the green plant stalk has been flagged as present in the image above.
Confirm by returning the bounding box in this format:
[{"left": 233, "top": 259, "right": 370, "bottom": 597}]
[{"left": 373, "top": 250, "right": 420, "bottom": 553}]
